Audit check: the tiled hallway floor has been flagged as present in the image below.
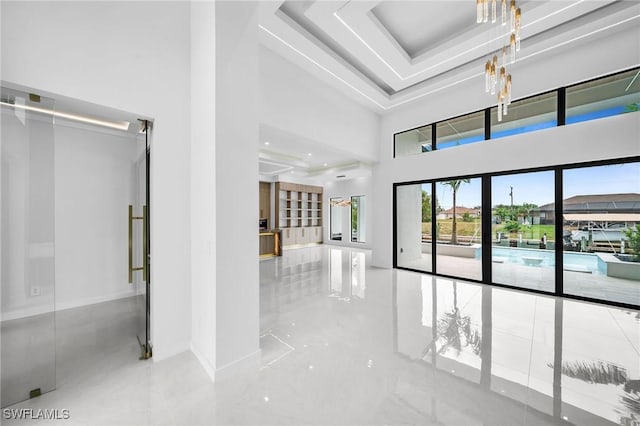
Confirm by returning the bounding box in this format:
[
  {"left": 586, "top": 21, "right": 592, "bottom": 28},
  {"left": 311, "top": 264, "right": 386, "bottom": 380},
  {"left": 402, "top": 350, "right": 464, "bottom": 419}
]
[{"left": 4, "top": 245, "right": 639, "bottom": 425}]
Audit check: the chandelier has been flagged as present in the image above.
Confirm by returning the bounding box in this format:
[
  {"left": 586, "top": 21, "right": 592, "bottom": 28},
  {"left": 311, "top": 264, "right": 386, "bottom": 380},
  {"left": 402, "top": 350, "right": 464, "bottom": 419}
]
[
  {"left": 329, "top": 199, "right": 351, "bottom": 207},
  {"left": 477, "top": 0, "right": 521, "bottom": 121}
]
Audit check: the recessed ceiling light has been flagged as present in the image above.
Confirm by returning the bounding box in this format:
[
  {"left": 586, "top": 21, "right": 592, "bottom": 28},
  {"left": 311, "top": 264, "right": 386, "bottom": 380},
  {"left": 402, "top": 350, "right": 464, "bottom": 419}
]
[
  {"left": 264, "top": 141, "right": 270, "bottom": 145},
  {"left": 307, "top": 153, "right": 312, "bottom": 156},
  {"left": 323, "top": 163, "right": 328, "bottom": 167}
]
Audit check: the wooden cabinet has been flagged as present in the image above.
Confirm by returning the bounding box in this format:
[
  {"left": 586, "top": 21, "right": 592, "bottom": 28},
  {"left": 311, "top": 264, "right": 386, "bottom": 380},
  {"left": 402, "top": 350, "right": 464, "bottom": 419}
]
[
  {"left": 259, "top": 182, "right": 271, "bottom": 228},
  {"left": 281, "top": 227, "right": 296, "bottom": 246},
  {"left": 295, "top": 227, "right": 307, "bottom": 245},
  {"left": 312, "top": 226, "right": 323, "bottom": 244},
  {"left": 278, "top": 225, "right": 323, "bottom": 246},
  {"left": 275, "top": 182, "right": 323, "bottom": 247}
]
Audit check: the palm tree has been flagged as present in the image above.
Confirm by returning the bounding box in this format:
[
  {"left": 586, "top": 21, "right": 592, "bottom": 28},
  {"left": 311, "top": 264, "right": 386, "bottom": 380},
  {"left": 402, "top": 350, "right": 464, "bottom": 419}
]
[
  {"left": 435, "top": 282, "right": 482, "bottom": 357},
  {"left": 441, "top": 179, "right": 470, "bottom": 244},
  {"left": 547, "top": 360, "right": 640, "bottom": 417}
]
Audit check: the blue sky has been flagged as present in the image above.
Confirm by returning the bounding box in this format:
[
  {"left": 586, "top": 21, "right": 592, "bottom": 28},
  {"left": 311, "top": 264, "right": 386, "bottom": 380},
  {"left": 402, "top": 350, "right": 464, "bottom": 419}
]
[{"left": 422, "top": 162, "right": 639, "bottom": 209}]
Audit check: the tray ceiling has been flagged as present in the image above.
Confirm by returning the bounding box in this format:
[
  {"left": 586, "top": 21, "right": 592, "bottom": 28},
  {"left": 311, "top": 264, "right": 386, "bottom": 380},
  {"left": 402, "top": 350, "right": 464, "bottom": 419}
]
[{"left": 259, "top": 0, "right": 640, "bottom": 112}]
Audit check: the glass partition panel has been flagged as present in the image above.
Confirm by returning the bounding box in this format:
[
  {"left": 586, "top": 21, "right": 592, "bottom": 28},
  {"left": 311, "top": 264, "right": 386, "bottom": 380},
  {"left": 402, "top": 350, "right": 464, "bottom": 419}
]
[
  {"left": 491, "top": 170, "right": 555, "bottom": 292},
  {"left": 396, "top": 184, "right": 432, "bottom": 272},
  {"left": 436, "top": 111, "right": 484, "bottom": 150},
  {"left": 350, "top": 195, "right": 365, "bottom": 243},
  {"left": 562, "top": 162, "right": 640, "bottom": 306},
  {"left": 330, "top": 197, "right": 343, "bottom": 241},
  {"left": 394, "top": 125, "right": 432, "bottom": 157},
  {"left": 435, "top": 178, "right": 482, "bottom": 280},
  {"left": 566, "top": 67, "right": 640, "bottom": 125},
  {"left": 491, "top": 91, "right": 557, "bottom": 139},
  {"left": 1, "top": 87, "right": 56, "bottom": 407}
]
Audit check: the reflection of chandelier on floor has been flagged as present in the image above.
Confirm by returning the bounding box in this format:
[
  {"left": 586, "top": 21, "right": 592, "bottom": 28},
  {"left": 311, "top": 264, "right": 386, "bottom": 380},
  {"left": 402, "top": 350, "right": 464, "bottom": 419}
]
[{"left": 477, "top": 0, "right": 521, "bottom": 121}]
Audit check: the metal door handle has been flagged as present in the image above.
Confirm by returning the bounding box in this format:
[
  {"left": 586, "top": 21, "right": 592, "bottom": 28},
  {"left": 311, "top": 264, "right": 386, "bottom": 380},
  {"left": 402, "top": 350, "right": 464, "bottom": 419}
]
[{"left": 129, "top": 205, "right": 148, "bottom": 283}]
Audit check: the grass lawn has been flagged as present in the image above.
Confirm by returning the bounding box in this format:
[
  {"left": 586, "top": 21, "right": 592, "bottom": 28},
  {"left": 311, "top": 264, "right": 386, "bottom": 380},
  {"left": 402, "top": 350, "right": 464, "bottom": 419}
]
[
  {"left": 492, "top": 224, "right": 555, "bottom": 240},
  {"left": 422, "top": 219, "right": 481, "bottom": 237},
  {"left": 421, "top": 220, "right": 556, "bottom": 240}
]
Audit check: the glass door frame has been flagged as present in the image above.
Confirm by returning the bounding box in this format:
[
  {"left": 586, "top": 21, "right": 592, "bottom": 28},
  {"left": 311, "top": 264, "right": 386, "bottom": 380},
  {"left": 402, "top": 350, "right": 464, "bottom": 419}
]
[{"left": 393, "top": 155, "right": 640, "bottom": 311}]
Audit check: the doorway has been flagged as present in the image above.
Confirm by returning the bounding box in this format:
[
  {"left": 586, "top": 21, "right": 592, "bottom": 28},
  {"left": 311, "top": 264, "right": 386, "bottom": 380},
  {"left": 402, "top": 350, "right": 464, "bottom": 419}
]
[{"left": 1, "top": 85, "right": 152, "bottom": 408}]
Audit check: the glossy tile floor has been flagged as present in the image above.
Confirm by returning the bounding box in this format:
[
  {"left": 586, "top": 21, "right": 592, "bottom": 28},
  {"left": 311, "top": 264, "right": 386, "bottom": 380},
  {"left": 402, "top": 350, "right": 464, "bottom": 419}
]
[
  {"left": 4, "top": 245, "right": 640, "bottom": 425},
  {"left": 400, "top": 252, "right": 640, "bottom": 306}
]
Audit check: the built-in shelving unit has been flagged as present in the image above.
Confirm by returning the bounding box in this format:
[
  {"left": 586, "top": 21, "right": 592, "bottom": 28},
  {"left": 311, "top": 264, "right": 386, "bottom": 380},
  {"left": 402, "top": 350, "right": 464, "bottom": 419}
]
[{"left": 275, "top": 182, "right": 323, "bottom": 247}]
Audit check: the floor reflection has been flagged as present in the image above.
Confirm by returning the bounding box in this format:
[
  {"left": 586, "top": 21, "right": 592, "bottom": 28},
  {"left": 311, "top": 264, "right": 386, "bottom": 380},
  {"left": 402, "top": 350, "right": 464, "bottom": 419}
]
[
  {"left": 257, "top": 245, "right": 639, "bottom": 425},
  {"left": 395, "top": 274, "right": 640, "bottom": 425}
]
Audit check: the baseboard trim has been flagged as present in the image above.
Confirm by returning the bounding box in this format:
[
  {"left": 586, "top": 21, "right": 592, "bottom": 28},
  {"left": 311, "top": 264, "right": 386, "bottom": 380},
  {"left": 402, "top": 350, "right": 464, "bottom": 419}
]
[
  {"left": 215, "top": 349, "right": 262, "bottom": 382},
  {"left": 282, "top": 242, "right": 323, "bottom": 250},
  {"left": 152, "top": 340, "right": 191, "bottom": 362},
  {"left": 1, "top": 290, "right": 141, "bottom": 322},
  {"left": 190, "top": 343, "right": 216, "bottom": 383}
]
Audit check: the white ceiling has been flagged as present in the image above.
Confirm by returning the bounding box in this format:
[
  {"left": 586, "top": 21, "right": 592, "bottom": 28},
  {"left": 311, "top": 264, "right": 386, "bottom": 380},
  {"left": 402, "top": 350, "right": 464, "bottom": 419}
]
[
  {"left": 258, "top": 0, "right": 640, "bottom": 182},
  {"left": 260, "top": 0, "right": 640, "bottom": 111},
  {"left": 258, "top": 123, "right": 371, "bottom": 184}
]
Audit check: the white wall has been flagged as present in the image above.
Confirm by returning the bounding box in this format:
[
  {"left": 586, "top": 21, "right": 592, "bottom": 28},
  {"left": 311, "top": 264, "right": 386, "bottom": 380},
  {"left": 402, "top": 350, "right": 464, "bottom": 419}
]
[
  {"left": 324, "top": 176, "right": 373, "bottom": 249},
  {"left": 190, "top": 0, "right": 217, "bottom": 380},
  {"left": 260, "top": 47, "right": 380, "bottom": 163},
  {"left": 1, "top": 1, "right": 192, "bottom": 360},
  {"left": 54, "top": 124, "right": 142, "bottom": 311},
  {"left": 372, "top": 25, "right": 640, "bottom": 268},
  {"left": 214, "top": 1, "right": 260, "bottom": 377}
]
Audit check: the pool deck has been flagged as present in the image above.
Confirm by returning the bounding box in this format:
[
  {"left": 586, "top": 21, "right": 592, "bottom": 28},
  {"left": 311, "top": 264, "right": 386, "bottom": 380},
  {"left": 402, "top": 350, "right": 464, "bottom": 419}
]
[{"left": 399, "top": 253, "right": 639, "bottom": 306}]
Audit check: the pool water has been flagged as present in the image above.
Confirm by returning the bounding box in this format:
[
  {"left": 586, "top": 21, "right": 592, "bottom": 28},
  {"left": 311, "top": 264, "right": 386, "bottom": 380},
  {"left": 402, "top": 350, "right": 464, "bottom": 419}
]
[{"left": 491, "top": 246, "right": 601, "bottom": 273}]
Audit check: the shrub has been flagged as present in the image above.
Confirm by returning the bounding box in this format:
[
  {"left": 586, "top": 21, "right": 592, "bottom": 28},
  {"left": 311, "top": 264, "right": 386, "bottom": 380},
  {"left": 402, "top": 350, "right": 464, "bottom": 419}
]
[
  {"left": 624, "top": 224, "right": 640, "bottom": 261},
  {"left": 503, "top": 220, "right": 521, "bottom": 234}
]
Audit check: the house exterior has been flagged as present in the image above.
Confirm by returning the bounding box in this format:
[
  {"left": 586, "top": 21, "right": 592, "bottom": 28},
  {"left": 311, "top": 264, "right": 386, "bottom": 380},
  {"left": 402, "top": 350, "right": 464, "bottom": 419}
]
[
  {"left": 538, "top": 193, "right": 640, "bottom": 224},
  {"left": 437, "top": 206, "right": 481, "bottom": 220}
]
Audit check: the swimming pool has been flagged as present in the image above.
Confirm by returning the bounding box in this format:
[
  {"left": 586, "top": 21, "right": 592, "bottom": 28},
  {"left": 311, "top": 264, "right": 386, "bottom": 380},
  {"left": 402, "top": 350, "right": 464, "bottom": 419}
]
[{"left": 491, "top": 247, "right": 601, "bottom": 273}]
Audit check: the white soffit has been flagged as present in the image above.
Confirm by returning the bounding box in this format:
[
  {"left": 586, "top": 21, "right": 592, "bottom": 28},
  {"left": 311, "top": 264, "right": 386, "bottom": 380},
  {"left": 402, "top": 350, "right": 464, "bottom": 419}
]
[
  {"left": 259, "top": 0, "right": 640, "bottom": 112},
  {"left": 259, "top": 159, "right": 293, "bottom": 175}
]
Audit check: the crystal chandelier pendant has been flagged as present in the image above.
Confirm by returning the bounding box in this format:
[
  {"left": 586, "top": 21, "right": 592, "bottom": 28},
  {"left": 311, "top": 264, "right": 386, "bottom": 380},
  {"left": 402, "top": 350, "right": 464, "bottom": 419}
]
[
  {"left": 485, "top": 61, "right": 491, "bottom": 92},
  {"left": 503, "top": 88, "right": 509, "bottom": 116},
  {"left": 515, "top": 8, "right": 521, "bottom": 51},
  {"left": 492, "top": 0, "right": 497, "bottom": 23},
  {"left": 510, "top": 34, "right": 516, "bottom": 63},
  {"left": 510, "top": 0, "right": 516, "bottom": 33},
  {"left": 480, "top": 0, "right": 520, "bottom": 115},
  {"left": 490, "top": 63, "right": 497, "bottom": 95}
]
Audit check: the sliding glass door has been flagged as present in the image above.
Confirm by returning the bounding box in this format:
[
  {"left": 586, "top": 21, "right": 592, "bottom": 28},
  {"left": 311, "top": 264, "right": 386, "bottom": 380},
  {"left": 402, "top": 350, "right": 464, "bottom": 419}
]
[
  {"left": 396, "top": 184, "right": 431, "bottom": 272},
  {"left": 562, "top": 162, "right": 640, "bottom": 306},
  {"left": 394, "top": 158, "right": 639, "bottom": 309},
  {"left": 491, "top": 170, "right": 555, "bottom": 292},
  {"left": 435, "top": 177, "right": 482, "bottom": 281}
]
